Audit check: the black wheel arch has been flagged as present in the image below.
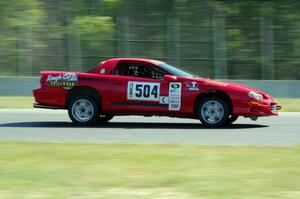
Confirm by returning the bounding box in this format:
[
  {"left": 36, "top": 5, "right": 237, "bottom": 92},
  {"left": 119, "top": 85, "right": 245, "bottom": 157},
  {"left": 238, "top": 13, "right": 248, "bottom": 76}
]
[
  {"left": 66, "top": 86, "right": 102, "bottom": 110},
  {"left": 194, "top": 90, "right": 233, "bottom": 116}
]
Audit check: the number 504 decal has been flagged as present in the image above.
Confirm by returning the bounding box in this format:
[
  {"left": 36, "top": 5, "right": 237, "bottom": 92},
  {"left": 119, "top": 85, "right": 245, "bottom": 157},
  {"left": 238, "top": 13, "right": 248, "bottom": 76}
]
[{"left": 127, "top": 81, "right": 160, "bottom": 101}]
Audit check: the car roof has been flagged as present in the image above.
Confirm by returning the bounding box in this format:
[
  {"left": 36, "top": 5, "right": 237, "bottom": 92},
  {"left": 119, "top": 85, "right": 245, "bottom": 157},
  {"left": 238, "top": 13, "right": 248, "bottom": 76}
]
[{"left": 107, "top": 58, "right": 164, "bottom": 65}]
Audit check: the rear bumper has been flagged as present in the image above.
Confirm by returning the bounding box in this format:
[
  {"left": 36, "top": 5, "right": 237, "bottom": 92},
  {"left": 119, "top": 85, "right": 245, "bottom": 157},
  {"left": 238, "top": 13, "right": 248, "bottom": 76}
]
[{"left": 33, "top": 87, "right": 67, "bottom": 108}]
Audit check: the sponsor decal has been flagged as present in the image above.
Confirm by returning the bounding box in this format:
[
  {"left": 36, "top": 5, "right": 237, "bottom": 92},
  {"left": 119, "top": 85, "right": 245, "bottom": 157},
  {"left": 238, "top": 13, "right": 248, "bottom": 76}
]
[
  {"left": 159, "top": 96, "right": 169, "bottom": 104},
  {"left": 169, "top": 82, "right": 182, "bottom": 111},
  {"left": 127, "top": 81, "right": 160, "bottom": 101},
  {"left": 185, "top": 81, "right": 199, "bottom": 91},
  {"left": 171, "top": 83, "right": 180, "bottom": 89},
  {"left": 47, "top": 73, "right": 78, "bottom": 88}
]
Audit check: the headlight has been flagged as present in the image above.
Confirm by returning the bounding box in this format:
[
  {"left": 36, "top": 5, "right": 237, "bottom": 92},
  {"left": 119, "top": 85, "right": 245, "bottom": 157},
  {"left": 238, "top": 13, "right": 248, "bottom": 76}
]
[{"left": 248, "top": 91, "right": 264, "bottom": 100}]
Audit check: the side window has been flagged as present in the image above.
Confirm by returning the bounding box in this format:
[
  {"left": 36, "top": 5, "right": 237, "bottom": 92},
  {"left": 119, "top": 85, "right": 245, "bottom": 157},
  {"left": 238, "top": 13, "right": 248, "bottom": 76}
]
[
  {"left": 113, "top": 62, "right": 165, "bottom": 80},
  {"left": 151, "top": 67, "right": 165, "bottom": 80}
]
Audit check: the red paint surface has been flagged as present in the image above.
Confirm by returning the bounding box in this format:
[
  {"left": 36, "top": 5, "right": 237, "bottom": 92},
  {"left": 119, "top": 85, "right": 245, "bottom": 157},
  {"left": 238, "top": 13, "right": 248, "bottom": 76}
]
[{"left": 33, "top": 58, "right": 279, "bottom": 118}]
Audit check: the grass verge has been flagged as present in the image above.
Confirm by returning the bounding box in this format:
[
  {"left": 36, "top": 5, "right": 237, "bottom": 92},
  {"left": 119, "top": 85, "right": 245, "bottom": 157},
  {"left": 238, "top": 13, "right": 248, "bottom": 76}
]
[
  {"left": 0, "top": 142, "right": 300, "bottom": 198},
  {"left": 277, "top": 98, "right": 300, "bottom": 112},
  {"left": 0, "top": 97, "right": 299, "bottom": 112},
  {"left": 0, "top": 96, "right": 34, "bottom": 109}
]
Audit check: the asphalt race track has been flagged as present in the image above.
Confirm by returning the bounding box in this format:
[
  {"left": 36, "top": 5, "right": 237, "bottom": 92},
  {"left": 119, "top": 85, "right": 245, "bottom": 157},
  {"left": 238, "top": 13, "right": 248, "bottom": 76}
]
[{"left": 0, "top": 109, "right": 299, "bottom": 146}]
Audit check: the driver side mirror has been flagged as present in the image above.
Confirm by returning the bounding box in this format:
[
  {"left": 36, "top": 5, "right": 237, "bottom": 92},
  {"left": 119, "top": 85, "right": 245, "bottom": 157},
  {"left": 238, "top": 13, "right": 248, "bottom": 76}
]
[{"left": 163, "top": 75, "right": 177, "bottom": 81}]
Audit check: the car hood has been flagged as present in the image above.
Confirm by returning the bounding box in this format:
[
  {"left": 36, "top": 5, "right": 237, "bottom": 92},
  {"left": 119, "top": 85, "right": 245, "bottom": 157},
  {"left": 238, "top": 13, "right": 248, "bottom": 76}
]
[{"left": 183, "top": 77, "right": 265, "bottom": 94}]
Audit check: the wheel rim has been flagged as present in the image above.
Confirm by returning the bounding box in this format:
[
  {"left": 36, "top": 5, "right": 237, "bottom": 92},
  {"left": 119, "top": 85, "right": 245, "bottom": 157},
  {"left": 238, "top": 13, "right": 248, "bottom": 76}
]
[
  {"left": 71, "top": 99, "right": 94, "bottom": 122},
  {"left": 201, "top": 100, "right": 224, "bottom": 124}
]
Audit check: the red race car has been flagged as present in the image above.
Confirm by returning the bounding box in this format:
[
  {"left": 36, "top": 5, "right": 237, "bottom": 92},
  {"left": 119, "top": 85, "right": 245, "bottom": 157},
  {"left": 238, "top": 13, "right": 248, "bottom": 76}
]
[{"left": 33, "top": 58, "right": 281, "bottom": 127}]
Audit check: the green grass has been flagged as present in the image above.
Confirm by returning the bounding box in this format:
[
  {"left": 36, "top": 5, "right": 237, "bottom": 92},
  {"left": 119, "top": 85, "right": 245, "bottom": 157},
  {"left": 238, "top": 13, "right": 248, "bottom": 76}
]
[
  {"left": 277, "top": 98, "right": 300, "bottom": 112},
  {"left": 0, "top": 97, "right": 299, "bottom": 111},
  {"left": 0, "top": 142, "right": 300, "bottom": 198}
]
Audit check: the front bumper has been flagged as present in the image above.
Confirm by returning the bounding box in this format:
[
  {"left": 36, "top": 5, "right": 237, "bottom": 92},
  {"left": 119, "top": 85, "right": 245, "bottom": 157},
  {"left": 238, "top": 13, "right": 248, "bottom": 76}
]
[{"left": 245, "top": 100, "right": 281, "bottom": 116}]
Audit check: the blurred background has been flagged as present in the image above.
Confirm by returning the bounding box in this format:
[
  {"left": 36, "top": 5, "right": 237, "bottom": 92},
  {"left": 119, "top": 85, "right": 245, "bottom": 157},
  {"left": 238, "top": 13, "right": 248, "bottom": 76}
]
[
  {"left": 0, "top": 0, "right": 300, "bottom": 80},
  {"left": 1, "top": 2, "right": 300, "bottom": 198}
]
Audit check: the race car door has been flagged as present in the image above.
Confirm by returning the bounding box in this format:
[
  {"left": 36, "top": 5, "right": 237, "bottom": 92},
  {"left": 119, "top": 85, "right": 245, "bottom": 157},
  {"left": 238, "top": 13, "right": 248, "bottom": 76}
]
[{"left": 109, "top": 61, "right": 170, "bottom": 114}]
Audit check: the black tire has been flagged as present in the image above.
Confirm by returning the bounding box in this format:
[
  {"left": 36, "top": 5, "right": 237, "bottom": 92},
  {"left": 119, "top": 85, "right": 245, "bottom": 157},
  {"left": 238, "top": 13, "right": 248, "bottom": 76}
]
[
  {"left": 68, "top": 96, "right": 99, "bottom": 126},
  {"left": 197, "top": 97, "right": 230, "bottom": 127},
  {"left": 96, "top": 114, "right": 114, "bottom": 123},
  {"left": 226, "top": 115, "right": 239, "bottom": 125}
]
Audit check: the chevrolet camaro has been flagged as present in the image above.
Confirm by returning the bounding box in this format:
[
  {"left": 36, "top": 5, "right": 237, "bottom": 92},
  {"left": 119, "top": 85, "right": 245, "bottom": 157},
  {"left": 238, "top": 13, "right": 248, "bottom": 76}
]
[{"left": 33, "top": 58, "right": 281, "bottom": 127}]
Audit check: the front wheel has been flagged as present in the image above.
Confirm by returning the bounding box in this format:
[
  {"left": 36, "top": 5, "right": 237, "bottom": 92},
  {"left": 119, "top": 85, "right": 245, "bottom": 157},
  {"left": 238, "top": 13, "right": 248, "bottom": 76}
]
[
  {"left": 197, "top": 97, "right": 230, "bottom": 127},
  {"left": 68, "top": 96, "right": 99, "bottom": 126}
]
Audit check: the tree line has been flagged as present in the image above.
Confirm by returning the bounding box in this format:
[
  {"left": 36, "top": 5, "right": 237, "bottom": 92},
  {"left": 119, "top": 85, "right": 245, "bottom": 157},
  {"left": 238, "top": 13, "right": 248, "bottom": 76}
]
[{"left": 0, "top": 0, "right": 299, "bottom": 79}]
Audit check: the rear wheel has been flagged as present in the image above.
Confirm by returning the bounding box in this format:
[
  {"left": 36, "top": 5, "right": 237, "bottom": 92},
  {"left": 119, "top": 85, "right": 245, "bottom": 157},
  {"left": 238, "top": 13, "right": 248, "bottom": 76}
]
[
  {"left": 197, "top": 97, "right": 230, "bottom": 127},
  {"left": 68, "top": 96, "right": 99, "bottom": 126}
]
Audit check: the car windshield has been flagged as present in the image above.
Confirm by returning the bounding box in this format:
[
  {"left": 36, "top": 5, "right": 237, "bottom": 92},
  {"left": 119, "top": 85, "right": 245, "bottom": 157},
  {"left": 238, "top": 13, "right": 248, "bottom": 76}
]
[{"left": 158, "top": 63, "right": 197, "bottom": 78}]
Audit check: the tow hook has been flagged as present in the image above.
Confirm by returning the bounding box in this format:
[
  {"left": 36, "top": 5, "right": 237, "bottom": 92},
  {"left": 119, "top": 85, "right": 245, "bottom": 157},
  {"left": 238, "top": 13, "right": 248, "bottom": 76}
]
[
  {"left": 277, "top": 105, "right": 282, "bottom": 110},
  {"left": 249, "top": 116, "right": 258, "bottom": 121}
]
